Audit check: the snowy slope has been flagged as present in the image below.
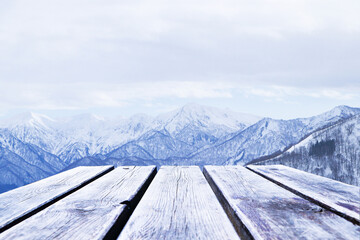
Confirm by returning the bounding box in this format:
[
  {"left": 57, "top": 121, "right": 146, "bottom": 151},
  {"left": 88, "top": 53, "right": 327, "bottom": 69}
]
[
  {"left": 0, "top": 146, "right": 54, "bottom": 193},
  {"left": 157, "top": 103, "right": 260, "bottom": 135},
  {"left": 0, "top": 129, "right": 64, "bottom": 172},
  {"left": 188, "top": 106, "right": 360, "bottom": 166},
  {"left": 253, "top": 114, "right": 360, "bottom": 186},
  {"left": 0, "top": 112, "right": 61, "bottom": 154}
]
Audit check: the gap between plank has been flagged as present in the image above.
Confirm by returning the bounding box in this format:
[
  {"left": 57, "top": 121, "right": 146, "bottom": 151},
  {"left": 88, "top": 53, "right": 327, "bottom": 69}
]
[
  {"left": 0, "top": 166, "right": 115, "bottom": 234},
  {"left": 202, "top": 167, "right": 254, "bottom": 240},
  {"left": 103, "top": 167, "right": 158, "bottom": 240},
  {"left": 246, "top": 166, "right": 360, "bottom": 226}
]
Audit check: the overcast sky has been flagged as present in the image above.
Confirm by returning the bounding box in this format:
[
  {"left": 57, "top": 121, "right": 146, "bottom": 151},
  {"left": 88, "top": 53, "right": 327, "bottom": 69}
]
[{"left": 0, "top": 0, "right": 359, "bottom": 119}]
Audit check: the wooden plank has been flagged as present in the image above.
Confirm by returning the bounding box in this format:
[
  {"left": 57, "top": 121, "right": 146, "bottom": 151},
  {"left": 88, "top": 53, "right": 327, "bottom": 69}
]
[
  {"left": 247, "top": 164, "right": 360, "bottom": 225},
  {"left": 118, "top": 166, "right": 239, "bottom": 240},
  {"left": 204, "top": 166, "right": 360, "bottom": 240},
  {"left": 0, "top": 165, "right": 113, "bottom": 233},
  {"left": 0, "top": 166, "right": 156, "bottom": 240}
]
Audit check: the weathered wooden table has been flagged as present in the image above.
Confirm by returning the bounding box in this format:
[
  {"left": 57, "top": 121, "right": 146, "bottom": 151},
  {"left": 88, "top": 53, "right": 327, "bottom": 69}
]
[{"left": 0, "top": 165, "right": 359, "bottom": 239}]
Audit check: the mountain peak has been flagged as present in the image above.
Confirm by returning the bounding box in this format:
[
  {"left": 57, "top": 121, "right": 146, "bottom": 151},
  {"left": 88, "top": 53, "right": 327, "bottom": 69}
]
[
  {"left": 318, "top": 105, "right": 360, "bottom": 120},
  {"left": 332, "top": 105, "right": 358, "bottom": 113},
  {"left": 180, "top": 103, "right": 205, "bottom": 112},
  {"left": 157, "top": 103, "right": 262, "bottom": 135},
  {"left": 129, "top": 113, "right": 152, "bottom": 122},
  {"left": 0, "top": 112, "right": 55, "bottom": 129},
  {"left": 70, "top": 113, "right": 105, "bottom": 122},
  {"left": 14, "top": 111, "right": 48, "bottom": 121}
]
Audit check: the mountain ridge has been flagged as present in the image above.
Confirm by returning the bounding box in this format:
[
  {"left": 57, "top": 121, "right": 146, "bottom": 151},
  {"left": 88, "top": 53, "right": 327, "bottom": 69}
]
[
  {"left": 0, "top": 104, "right": 359, "bottom": 192},
  {"left": 251, "top": 114, "right": 360, "bottom": 186}
]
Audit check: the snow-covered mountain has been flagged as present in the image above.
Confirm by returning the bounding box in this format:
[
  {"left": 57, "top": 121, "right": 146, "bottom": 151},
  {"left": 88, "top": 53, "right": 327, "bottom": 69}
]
[
  {"left": 0, "top": 146, "right": 52, "bottom": 193},
  {"left": 0, "top": 104, "right": 359, "bottom": 193},
  {"left": 0, "top": 112, "right": 60, "bottom": 154},
  {"left": 188, "top": 105, "right": 360, "bottom": 166},
  {"left": 251, "top": 114, "right": 360, "bottom": 186},
  {"left": 0, "top": 129, "right": 63, "bottom": 193},
  {"left": 0, "top": 104, "right": 260, "bottom": 164}
]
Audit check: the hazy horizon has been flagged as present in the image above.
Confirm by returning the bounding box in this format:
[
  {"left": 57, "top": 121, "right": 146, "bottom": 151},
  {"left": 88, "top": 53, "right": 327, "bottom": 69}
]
[{"left": 0, "top": 103, "right": 358, "bottom": 122}]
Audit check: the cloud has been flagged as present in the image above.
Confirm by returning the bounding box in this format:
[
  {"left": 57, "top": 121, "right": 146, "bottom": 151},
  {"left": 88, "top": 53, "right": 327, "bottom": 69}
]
[
  {"left": 245, "top": 85, "right": 359, "bottom": 101},
  {"left": 0, "top": 81, "right": 233, "bottom": 110},
  {"left": 0, "top": 0, "right": 359, "bottom": 115},
  {"left": 1, "top": 78, "right": 357, "bottom": 113}
]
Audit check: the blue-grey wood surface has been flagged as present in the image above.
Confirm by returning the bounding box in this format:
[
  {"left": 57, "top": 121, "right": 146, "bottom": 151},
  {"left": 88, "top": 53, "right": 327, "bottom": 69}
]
[
  {"left": 204, "top": 166, "right": 360, "bottom": 240},
  {"left": 248, "top": 165, "right": 360, "bottom": 224},
  {"left": 0, "top": 166, "right": 156, "bottom": 240},
  {"left": 118, "top": 166, "right": 239, "bottom": 240},
  {"left": 0, "top": 165, "right": 113, "bottom": 233}
]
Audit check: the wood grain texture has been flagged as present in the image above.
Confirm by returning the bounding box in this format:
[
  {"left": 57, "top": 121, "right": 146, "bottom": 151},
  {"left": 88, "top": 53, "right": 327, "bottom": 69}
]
[
  {"left": 118, "top": 166, "right": 239, "bottom": 240},
  {"left": 0, "top": 166, "right": 156, "bottom": 240},
  {"left": 204, "top": 166, "right": 360, "bottom": 240},
  {"left": 248, "top": 164, "right": 360, "bottom": 224},
  {"left": 0, "top": 165, "right": 113, "bottom": 233}
]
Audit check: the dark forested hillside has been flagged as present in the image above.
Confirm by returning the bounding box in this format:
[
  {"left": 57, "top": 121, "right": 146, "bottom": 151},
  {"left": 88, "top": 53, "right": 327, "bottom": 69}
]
[{"left": 252, "top": 115, "right": 360, "bottom": 186}]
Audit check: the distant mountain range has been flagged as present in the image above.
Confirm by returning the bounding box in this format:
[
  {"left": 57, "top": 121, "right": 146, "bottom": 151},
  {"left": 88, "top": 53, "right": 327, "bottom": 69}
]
[{"left": 0, "top": 104, "right": 359, "bottom": 192}]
